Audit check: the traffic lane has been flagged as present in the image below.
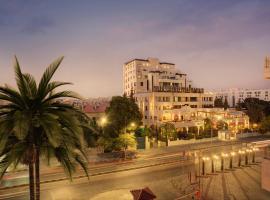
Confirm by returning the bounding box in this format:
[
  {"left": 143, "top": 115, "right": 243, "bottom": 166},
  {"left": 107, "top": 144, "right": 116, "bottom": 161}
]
[
  {"left": 0, "top": 140, "right": 259, "bottom": 188},
  {"left": 1, "top": 153, "right": 191, "bottom": 188},
  {"left": 1, "top": 161, "right": 196, "bottom": 200}
]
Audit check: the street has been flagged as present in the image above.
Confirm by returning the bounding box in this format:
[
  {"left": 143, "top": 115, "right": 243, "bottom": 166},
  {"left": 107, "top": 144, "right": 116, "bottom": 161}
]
[{"left": 1, "top": 136, "right": 270, "bottom": 200}]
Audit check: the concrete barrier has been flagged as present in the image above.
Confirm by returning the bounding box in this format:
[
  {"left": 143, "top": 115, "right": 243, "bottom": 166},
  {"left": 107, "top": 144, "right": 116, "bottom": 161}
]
[
  {"left": 236, "top": 132, "right": 270, "bottom": 139},
  {"left": 168, "top": 137, "right": 218, "bottom": 146}
]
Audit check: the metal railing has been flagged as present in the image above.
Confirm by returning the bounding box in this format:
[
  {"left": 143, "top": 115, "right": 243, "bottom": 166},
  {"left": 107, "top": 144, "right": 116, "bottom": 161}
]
[{"left": 153, "top": 86, "right": 204, "bottom": 93}]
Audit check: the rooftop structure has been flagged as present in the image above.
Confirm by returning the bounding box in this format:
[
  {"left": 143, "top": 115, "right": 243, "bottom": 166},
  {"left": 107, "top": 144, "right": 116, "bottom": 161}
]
[{"left": 130, "top": 187, "right": 156, "bottom": 200}]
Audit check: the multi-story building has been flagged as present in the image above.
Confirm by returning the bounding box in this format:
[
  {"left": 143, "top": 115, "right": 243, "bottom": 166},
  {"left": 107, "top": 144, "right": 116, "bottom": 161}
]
[
  {"left": 264, "top": 56, "right": 270, "bottom": 79},
  {"left": 214, "top": 88, "right": 270, "bottom": 107},
  {"left": 123, "top": 58, "right": 215, "bottom": 129}
]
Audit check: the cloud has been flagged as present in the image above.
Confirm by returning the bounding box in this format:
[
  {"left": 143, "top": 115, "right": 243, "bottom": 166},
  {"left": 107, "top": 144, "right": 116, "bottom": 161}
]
[{"left": 21, "top": 16, "right": 54, "bottom": 34}]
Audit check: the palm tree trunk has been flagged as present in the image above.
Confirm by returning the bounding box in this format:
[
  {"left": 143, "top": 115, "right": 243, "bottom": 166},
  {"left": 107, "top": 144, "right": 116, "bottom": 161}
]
[
  {"left": 29, "top": 163, "right": 35, "bottom": 200},
  {"left": 35, "top": 148, "right": 40, "bottom": 200}
]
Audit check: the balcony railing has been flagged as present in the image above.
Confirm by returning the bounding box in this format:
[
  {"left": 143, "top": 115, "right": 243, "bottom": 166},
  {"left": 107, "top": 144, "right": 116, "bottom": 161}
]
[{"left": 153, "top": 86, "right": 204, "bottom": 93}]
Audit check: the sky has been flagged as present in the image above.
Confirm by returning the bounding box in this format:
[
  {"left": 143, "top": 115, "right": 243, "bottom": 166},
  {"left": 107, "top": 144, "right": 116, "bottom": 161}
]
[{"left": 0, "top": 0, "right": 270, "bottom": 98}]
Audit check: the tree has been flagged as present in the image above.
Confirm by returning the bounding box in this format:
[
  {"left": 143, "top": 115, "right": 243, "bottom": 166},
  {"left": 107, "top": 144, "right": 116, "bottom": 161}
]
[
  {"left": 204, "top": 118, "right": 212, "bottom": 130},
  {"left": 216, "top": 120, "right": 228, "bottom": 130},
  {"left": 105, "top": 95, "right": 142, "bottom": 138},
  {"left": 214, "top": 97, "right": 224, "bottom": 108},
  {"left": 0, "top": 56, "right": 90, "bottom": 200},
  {"left": 83, "top": 117, "right": 100, "bottom": 148},
  {"left": 260, "top": 116, "right": 270, "bottom": 133},
  {"left": 238, "top": 98, "right": 270, "bottom": 123},
  {"left": 97, "top": 137, "right": 113, "bottom": 153},
  {"left": 160, "top": 123, "right": 176, "bottom": 146},
  {"left": 116, "top": 133, "right": 137, "bottom": 159},
  {"left": 224, "top": 98, "right": 229, "bottom": 110}
]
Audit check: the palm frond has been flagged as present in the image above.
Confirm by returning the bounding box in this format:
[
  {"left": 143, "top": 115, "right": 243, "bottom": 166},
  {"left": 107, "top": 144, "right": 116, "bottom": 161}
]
[
  {"left": 0, "top": 87, "right": 25, "bottom": 108},
  {"left": 54, "top": 147, "right": 76, "bottom": 180},
  {"left": 37, "top": 56, "right": 64, "bottom": 98},
  {"left": 43, "top": 81, "right": 72, "bottom": 98},
  {"left": 13, "top": 56, "right": 29, "bottom": 99},
  {"left": 42, "top": 91, "right": 81, "bottom": 104},
  {"left": 13, "top": 111, "right": 30, "bottom": 140},
  {"left": 74, "top": 152, "right": 89, "bottom": 179},
  {"left": 23, "top": 73, "right": 37, "bottom": 98}
]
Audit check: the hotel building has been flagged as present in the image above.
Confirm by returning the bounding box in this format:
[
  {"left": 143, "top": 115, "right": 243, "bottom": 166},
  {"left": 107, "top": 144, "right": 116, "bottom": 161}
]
[{"left": 123, "top": 58, "right": 215, "bottom": 129}]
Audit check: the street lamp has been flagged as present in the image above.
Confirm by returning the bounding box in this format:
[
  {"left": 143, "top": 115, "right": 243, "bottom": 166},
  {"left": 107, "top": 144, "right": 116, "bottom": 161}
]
[
  {"left": 100, "top": 116, "right": 107, "bottom": 127},
  {"left": 130, "top": 122, "right": 136, "bottom": 128}
]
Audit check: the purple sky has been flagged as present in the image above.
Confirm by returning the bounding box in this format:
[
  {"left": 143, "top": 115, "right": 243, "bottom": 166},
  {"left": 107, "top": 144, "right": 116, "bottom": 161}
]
[{"left": 0, "top": 0, "right": 270, "bottom": 97}]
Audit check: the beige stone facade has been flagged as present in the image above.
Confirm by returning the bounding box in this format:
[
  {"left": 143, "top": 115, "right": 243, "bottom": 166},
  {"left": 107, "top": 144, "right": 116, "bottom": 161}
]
[
  {"left": 264, "top": 56, "right": 270, "bottom": 79},
  {"left": 123, "top": 58, "right": 249, "bottom": 131},
  {"left": 123, "top": 58, "right": 215, "bottom": 128}
]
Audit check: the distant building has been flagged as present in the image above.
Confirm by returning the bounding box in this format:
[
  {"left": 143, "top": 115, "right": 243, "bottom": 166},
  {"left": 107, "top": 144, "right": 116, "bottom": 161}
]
[
  {"left": 213, "top": 88, "right": 270, "bottom": 107},
  {"left": 83, "top": 100, "right": 109, "bottom": 121},
  {"left": 264, "top": 56, "right": 270, "bottom": 79},
  {"left": 61, "top": 97, "right": 110, "bottom": 122}
]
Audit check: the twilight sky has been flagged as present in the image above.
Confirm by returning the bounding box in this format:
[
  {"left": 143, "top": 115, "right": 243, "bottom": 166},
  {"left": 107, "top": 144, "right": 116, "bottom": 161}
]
[{"left": 0, "top": 0, "right": 270, "bottom": 97}]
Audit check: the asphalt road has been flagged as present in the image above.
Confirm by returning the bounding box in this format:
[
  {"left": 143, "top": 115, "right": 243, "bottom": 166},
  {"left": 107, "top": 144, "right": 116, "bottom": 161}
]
[{"left": 0, "top": 136, "right": 269, "bottom": 200}]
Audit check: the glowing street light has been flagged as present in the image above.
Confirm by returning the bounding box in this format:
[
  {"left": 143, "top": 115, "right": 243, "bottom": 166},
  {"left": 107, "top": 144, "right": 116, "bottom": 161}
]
[
  {"left": 100, "top": 116, "right": 107, "bottom": 127},
  {"left": 217, "top": 115, "right": 222, "bottom": 120},
  {"left": 130, "top": 122, "right": 136, "bottom": 128}
]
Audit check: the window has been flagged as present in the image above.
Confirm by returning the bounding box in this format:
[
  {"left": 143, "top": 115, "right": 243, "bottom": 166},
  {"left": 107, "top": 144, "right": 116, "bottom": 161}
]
[
  {"left": 145, "top": 116, "right": 147, "bottom": 119},
  {"left": 145, "top": 106, "right": 148, "bottom": 111},
  {"left": 190, "top": 97, "right": 197, "bottom": 102},
  {"left": 140, "top": 82, "right": 143, "bottom": 86}
]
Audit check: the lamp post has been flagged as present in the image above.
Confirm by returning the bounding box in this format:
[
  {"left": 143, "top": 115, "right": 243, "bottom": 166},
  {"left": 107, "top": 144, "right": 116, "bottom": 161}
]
[
  {"left": 212, "top": 155, "right": 219, "bottom": 173},
  {"left": 252, "top": 147, "right": 259, "bottom": 163},
  {"left": 221, "top": 154, "right": 224, "bottom": 171},
  {"left": 202, "top": 157, "right": 209, "bottom": 175},
  {"left": 230, "top": 152, "right": 235, "bottom": 169},
  {"left": 245, "top": 149, "right": 249, "bottom": 165},
  {"left": 221, "top": 153, "right": 228, "bottom": 171},
  {"left": 238, "top": 150, "right": 242, "bottom": 167}
]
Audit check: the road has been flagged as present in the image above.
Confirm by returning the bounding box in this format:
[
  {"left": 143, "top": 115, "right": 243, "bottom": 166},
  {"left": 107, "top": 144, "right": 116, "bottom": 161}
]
[{"left": 0, "top": 136, "right": 269, "bottom": 200}]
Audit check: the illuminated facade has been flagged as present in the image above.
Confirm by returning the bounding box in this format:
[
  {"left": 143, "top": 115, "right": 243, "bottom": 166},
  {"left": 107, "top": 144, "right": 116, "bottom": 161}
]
[
  {"left": 214, "top": 88, "right": 270, "bottom": 107},
  {"left": 264, "top": 56, "right": 270, "bottom": 79},
  {"left": 123, "top": 58, "right": 214, "bottom": 129}
]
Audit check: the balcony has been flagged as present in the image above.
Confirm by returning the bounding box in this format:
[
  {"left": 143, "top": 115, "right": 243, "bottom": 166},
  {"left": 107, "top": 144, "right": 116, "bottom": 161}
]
[{"left": 153, "top": 86, "right": 204, "bottom": 93}]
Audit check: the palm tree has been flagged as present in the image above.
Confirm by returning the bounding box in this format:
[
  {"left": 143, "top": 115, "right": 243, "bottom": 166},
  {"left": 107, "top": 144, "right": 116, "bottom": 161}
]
[{"left": 0, "top": 56, "right": 89, "bottom": 200}]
